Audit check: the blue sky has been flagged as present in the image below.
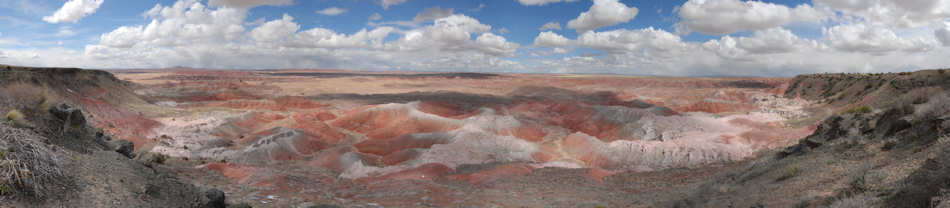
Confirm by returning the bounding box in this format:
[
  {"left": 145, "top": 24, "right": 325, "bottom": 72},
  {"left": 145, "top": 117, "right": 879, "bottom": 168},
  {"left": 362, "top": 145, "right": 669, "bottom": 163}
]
[{"left": 1, "top": 0, "right": 950, "bottom": 76}]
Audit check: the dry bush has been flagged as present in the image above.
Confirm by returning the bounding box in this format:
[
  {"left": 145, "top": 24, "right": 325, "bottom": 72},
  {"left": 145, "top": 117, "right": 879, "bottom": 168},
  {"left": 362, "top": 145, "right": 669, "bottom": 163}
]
[
  {"left": 917, "top": 93, "right": 950, "bottom": 120},
  {"left": 1, "top": 82, "right": 58, "bottom": 115},
  {"left": 4, "top": 110, "right": 28, "bottom": 128},
  {"left": 0, "top": 123, "right": 67, "bottom": 198},
  {"left": 776, "top": 165, "right": 803, "bottom": 181},
  {"left": 848, "top": 162, "right": 874, "bottom": 193},
  {"left": 5, "top": 110, "right": 24, "bottom": 122},
  {"left": 844, "top": 106, "right": 872, "bottom": 115}
]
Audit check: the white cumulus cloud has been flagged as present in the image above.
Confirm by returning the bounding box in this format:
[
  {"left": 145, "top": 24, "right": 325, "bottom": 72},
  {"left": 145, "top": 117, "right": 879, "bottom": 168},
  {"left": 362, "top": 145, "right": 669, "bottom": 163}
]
[
  {"left": 207, "top": 0, "right": 292, "bottom": 8},
  {"left": 316, "top": 7, "right": 347, "bottom": 16},
  {"left": 369, "top": 13, "right": 382, "bottom": 21},
  {"left": 735, "top": 28, "right": 817, "bottom": 54},
  {"left": 937, "top": 27, "right": 950, "bottom": 46},
  {"left": 823, "top": 23, "right": 937, "bottom": 54},
  {"left": 539, "top": 22, "right": 562, "bottom": 31},
  {"left": 42, "top": 0, "right": 104, "bottom": 23},
  {"left": 675, "top": 0, "right": 826, "bottom": 35},
  {"left": 814, "top": 0, "right": 950, "bottom": 28},
  {"left": 379, "top": 0, "right": 407, "bottom": 10},
  {"left": 476, "top": 33, "right": 519, "bottom": 56},
  {"left": 75, "top": 1, "right": 520, "bottom": 72},
  {"left": 250, "top": 14, "right": 300, "bottom": 42},
  {"left": 566, "top": 0, "right": 639, "bottom": 33},
  {"left": 413, "top": 7, "right": 454, "bottom": 22},
  {"left": 533, "top": 31, "right": 570, "bottom": 47},
  {"left": 517, "top": 0, "right": 579, "bottom": 6}
]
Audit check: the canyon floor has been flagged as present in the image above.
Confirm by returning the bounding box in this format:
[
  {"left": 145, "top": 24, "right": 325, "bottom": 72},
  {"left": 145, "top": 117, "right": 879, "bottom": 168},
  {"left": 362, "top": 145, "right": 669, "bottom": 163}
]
[{"left": 102, "top": 69, "right": 817, "bottom": 207}]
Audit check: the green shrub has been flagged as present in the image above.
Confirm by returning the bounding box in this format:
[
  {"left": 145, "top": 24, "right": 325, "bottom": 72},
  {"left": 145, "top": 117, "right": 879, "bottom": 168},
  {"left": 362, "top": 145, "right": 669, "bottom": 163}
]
[
  {"left": 777, "top": 165, "right": 803, "bottom": 181},
  {"left": 5, "top": 110, "right": 23, "bottom": 122},
  {"left": 844, "top": 106, "right": 872, "bottom": 114},
  {"left": 5, "top": 110, "right": 25, "bottom": 127},
  {"left": 0, "top": 184, "right": 10, "bottom": 196},
  {"left": 152, "top": 154, "right": 168, "bottom": 164},
  {"left": 37, "top": 95, "right": 56, "bottom": 114}
]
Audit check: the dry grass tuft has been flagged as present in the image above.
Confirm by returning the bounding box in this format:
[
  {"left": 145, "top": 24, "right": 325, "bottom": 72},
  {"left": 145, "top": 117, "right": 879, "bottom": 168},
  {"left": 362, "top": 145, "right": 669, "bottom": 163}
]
[
  {"left": 5, "top": 110, "right": 23, "bottom": 122},
  {"left": 1, "top": 82, "right": 59, "bottom": 115},
  {"left": 844, "top": 106, "right": 872, "bottom": 114},
  {"left": 776, "top": 165, "right": 803, "bottom": 181},
  {"left": 917, "top": 93, "right": 950, "bottom": 120},
  {"left": 0, "top": 123, "right": 67, "bottom": 198}
]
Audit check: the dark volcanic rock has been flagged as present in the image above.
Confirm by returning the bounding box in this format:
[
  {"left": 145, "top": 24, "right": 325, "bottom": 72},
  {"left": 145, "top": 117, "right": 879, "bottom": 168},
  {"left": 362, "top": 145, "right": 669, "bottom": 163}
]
[
  {"left": 50, "top": 102, "right": 86, "bottom": 126},
  {"left": 873, "top": 106, "right": 913, "bottom": 139},
  {"left": 886, "top": 150, "right": 950, "bottom": 208},
  {"left": 203, "top": 188, "right": 226, "bottom": 208},
  {"left": 112, "top": 139, "right": 134, "bottom": 158}
]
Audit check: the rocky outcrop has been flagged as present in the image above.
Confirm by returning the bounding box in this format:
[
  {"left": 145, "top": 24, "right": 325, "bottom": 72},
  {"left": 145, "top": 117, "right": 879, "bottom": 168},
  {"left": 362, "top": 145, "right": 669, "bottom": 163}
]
[
  {"left": 0, "top": 66, "right": 251, "bottom": 207},
  {"left": 784, "top": 70, "right": 950, "bottom": 109},
  {"left": 50, "top": 102, "right": 86, "bottom": 126},
  {"left": 112, "top": 139, "right": 135, "bottom": 158},
  {"left": 203, "top": 188, "right": 226, "bottom": 208},
  {"left": 777, "top": 102, "right": 946, "bottom": 158}
]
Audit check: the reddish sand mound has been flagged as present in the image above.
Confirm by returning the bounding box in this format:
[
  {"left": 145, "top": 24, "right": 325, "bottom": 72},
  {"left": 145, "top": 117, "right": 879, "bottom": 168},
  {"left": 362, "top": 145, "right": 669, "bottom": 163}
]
[
  {"left": 204, "top": 163, "right": 258, "bottom": 184},
  {"left": 587, "top": 168, "right": 618, "bottom": 183},
  {"left": 79, "top": 97, "right": 161, "bottom": 149},
  {"left": 729, "top": 118, "right": 817, "bottom": 149},
  {"left": 530, "top": 143, "right": 560, "bottom": 163},
  {"left": 560, "top": 133, "right": 610, "bottom": 168},
  {"left": 502, "top": 125, "right": 547, "bottom": 142},
  {"left": 233, "top": 112, "right": 286, "bottom": 130},
  {"left": 309, "top": 147, "right": 353, "bottom": 171},
  {"left": 417, "top": 101, "right": 482, "bottom": 119},
  {"left": 354, "top": 134, "right": 450, "bottom": 156},
  {"left": 380, "top": 148, "right": 424, "bottom": 166},
  {"left": 363, "top": 163, "right": 454, "bottom": 183},
  {"left": 309, "top": 147, "right": 384, "bottom": 171},
  {"left": 512, "top": 101, "right": 622, "bottom": 141},
  {"left": 332, "top": 104, "right": 459, "bottom": 139},
  {"left": 243, "top": 127, "right": 339, "bottom": 160},
  {"left": 291, "top": 111, "right": 345, "bottom": 143},
  {"left": 274, "top": 96, "right": 328, "bottom": 110}
]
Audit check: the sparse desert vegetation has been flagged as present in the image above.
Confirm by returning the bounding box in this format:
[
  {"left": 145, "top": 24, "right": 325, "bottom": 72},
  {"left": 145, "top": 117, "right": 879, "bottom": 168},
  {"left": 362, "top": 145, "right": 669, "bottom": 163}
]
[{"left": 0, "top": 123, "right": 67, "bottom": 198}]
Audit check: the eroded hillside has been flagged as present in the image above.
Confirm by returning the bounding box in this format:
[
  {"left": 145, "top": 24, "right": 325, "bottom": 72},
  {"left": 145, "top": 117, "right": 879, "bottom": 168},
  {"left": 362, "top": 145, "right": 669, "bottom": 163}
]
[
  {"left": 99, "top": 68, "right": 816, "bottom": 207},
  {"left": 668, "top": 69, "right": 950, "bottom": 207},
  {"left": 0, "top": 66, "right": 234, "bottom": 207}
]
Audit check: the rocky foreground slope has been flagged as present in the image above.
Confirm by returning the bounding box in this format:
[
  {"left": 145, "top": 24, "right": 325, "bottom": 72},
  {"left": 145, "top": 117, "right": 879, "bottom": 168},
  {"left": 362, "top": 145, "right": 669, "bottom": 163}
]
[
  {"left": 668, "top": 69, "right": 950, "bottom": 207},
  {"left": 0, "top": 66, "right": 243, "bottom": 207}
]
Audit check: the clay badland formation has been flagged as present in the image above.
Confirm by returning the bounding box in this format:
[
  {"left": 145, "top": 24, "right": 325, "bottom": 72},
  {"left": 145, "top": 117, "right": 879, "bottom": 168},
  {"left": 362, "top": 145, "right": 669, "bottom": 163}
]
[{"left": 1, "top": 64, "right": 949, "bottom": 207}]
